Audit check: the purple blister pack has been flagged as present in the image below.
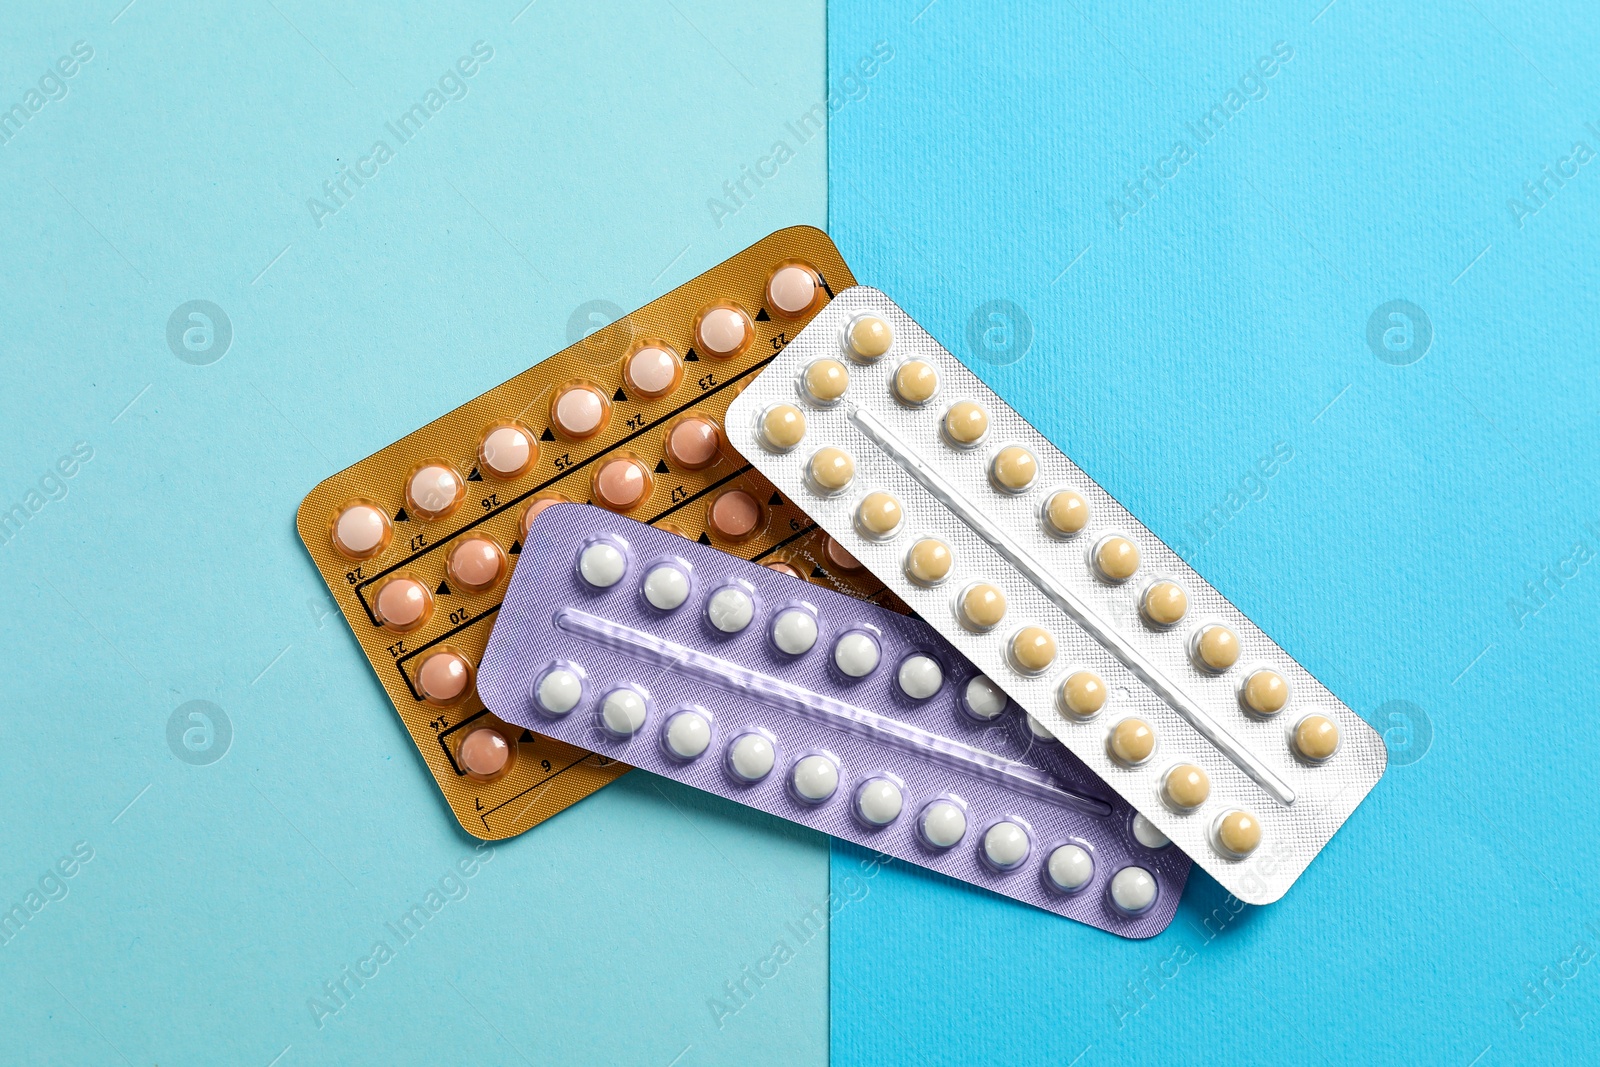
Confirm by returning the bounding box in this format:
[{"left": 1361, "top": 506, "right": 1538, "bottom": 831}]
[{"left": 478, "top": 505, "right": 1189, "bottom": 937}]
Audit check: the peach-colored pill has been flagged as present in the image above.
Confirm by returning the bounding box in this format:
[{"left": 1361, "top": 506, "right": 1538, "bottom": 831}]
[
  {"left": 694, "top": 304, "right": 753, "bottom": 359},
  {"left": 709, "top": 489, "right": 761, "bottom": 540},
  {"left": 825, "top": 537, "right": 865, "bottom": 572},
  {"left": 447, "top": 537, "right": 505, "bottom": 592},
  {"left": 594, "top": 457, "right": 650, "bottom": 512},
  {"left": 551, "top": 383, "right": 609, "bottom": 439},
  {"left": 406, "top": 463, "right": 464, "bottom": 520},
  {"left": 459, "top": 728, "right": 512, "bottom": 779},
  {"left": 520, "top": 493, "right": 572, "bottom": 540},
  {"left": 666, "top": 417, "right": 722, "bottom": 471},
  {"left": 623, "top": 343, "right": 682, "bottom": 399},
  {"left": 417, "top": 650, "right": 472, "bottom": 705},
  {"left": 765, "top": 561, "right": 804, "bottom": 580},
  {"left": 332, "top": 502, "right": 390, "bottom": 559},
  {"left": 767, "top": 262, "right": 824, "bottom": 318},
  {"left": 478, "top": 423, "right": 537, "bottom": 479},
  {"left": 375, "top": 577, "right": 430, "bottom": 631}
]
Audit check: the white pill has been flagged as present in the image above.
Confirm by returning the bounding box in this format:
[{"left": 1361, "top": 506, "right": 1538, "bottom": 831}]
[
  {"left": 664, "top": 711, "right": 711, "bottom": 759},
  {"left": 643, "top": 564, "right": 689, "bottom": 610},
  {"left": 854, "top": 778, "right": 903, "bottom": 826},
  {"left": 537, "top": 669, "right": 581, "bottom": 716},
  {"left": 1131, "top": 813, "right": 1170, "bottom": 849},
  {"left": 791, "top": 755, "right": 839, "bottom": 802},
  {"left": 833, "top": 632, "right": 880, "bottom": 677},
  {"left": 579, "top": 542, "right": 626, "bottom": 587},
  {"left": 964, "top": 675, "right": 1007, "bottom": 721},
  {"left": 728, "top": 734, "right": 775, "bottom": 782},
  {"left": 706, "top": 587, "right": 755, "bottom": 633},
  {"left": 771, "top": 608, "right": 819, "bottom": 655},
  {"left": 1025, "top": 713, "right": 1057, "bottom": 743},
  {"left": 896, "top": 654, "right": 943, "bottom": 699},
  {"left": 982, "top": 821, "right": 1030, "bottom": 869},
  {"left": 920, "top": 800, "right": 967, "bottom": 848},
  {"left": 1110, "top": 866, "right": 1158, "bottom": 913},
  {"left": 600, "top": 689, "right": 647, "bottom": 736},
  {"left": 1047, "top": 844, "right": 1094, "bottom": 891}
]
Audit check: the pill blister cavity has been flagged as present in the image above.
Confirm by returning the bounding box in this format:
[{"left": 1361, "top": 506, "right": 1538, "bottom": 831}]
[
  {"left": 375, "top": 576, "right": 431, "bottom": 632},
  {"left": 458, "top": 728, "right": 511, "bottom": 780},
  {"left": 1009, "top": 626, "right": 1057, "bottom": 674},
  {"left": 767, "top": 262, "right": 826, "bottom": 319},
  {"left": 1294, "top": 714, "right": 1340, "bottom": 762},
  {"left": 665, "top": 416, "right": 722, "bottom": 471},
  {"left": 406, "top": 463, "right": 464, "bottom": 521},
  {"left": 771, "top": 607, "right": 819, "bottom": 656},
  {"left": 896, "top": 654, "right": 943, "bottom": 700},
  {"left": 478, "top": 421, "right": 537, "bottom": 480},
  {"left": 790, "top": 754, "right": 839, "bottom": 802},
  {"left": 447, "top": 537, "right": 506, "bottom": 593},
  {"left": 1024, "top": 713, "right": 1057, "bottom": 743},
  {"left": 706, "top": 586, "right": 755, "bottom": 633},
  {"left": 622, "top": 341, "right": 683, "bottom": 400},
  {"left": 520, "top": 493, "right": 572, "bottom": 539},
  {"left": 957, "top": 582, "right": 1007, "bottom": 631},
  {"left": 537, "top": 667, "right": 582, "bottom": 716},
  {"left": 593, "top": 455, "right": 652, "bottom": 512},
  {"left": 808, "top": 447, "right": 855, "bottom": 494},
  {"left": 664, "top": 709, "right": 712, "bottom": 760},
  {"left": 1046, "top": 844, "right": 1094, "bottom": 892},
  {"left": 1110, "top": 718, "right": 1155, "bottom": 766},
  {"left": 1162, "top": 764, "right": 1210, "bottom": 811},
  {"left": 600, "top": 688, "right": 648, "bottom": 737},
  {"left": 1060, "top": 670, "right": 1106, "bottom": 718},
  {"left": 943, "top": 401, "right": 989, "bottom": 447},
  {"left": 962, "top": 675, "right": 1008, "bottom": 721},
  {"left": 1109, "top": 866, "right": 1158, "bottom": 914},
  {"left": 1194, "top": 624, "right": 1240, "bottom": 673},
  {"left": 846, "top": 315, "right": 892, "bottom": 362},
  {"left": 643, "top": 563, "right": 689, "bottom": 610},
  {"left": 417, "top": 650, "right": 472, "bottom": 706},
  {"left": 332, "top": 501, "right": 391, "bottom": 560},
  {"left": 708, "top": 489, "right": 762, "bottom": 542},
  {"left": 825, "top": 537, "right": 866, "bottom": 572},
  {"left": 764, "top": 560, "right": 804, "bottom": 580},
  {"left": 579, "top": 541, "right": 626, "bottom": 588},
  {"left": 1215, "top": 810, "right": 1262, "bottom": 858},
  {"left": 904, "top": 537, "right": 952, "bottom": 586},
  {"left": 833, "top": 631, "right": 881, "bottom": 678},
  {"left": 1093, "top": 535, "right": 1140, "bottom": 583},
  {"left": 855, "top": 491, "right": 904, "bottom": 539},
  {"left": 855, "top": 778, "right": 903, "bottom": 826},
  {"left": 1242, "top": 669, "right": 1290, "bottom": 716},
  {"left": 1142, "top": 581, "right": 1188, "bottom": 628},
  {"left": 982, "top": 821, "right": 1031, "bottom": 871},
  {"left": 550, "top": 382, "right": 611, "bottom": 440},
  {"left": 759, "top": 404, "right": 807, "bottom": 452},
  {"left": 990, "top": 446, "right": 1038, "bottom": 493},
  {"left": 919, "top": 800, "right": 967, "bottom": 849},
  {"left": 694, "top": 303, "right": 753, "bottom": 359},
  {"left": 1043, "top": 490, "right": 1089, "bottom": 537},
  {"left": 803, "top": 359, "right": 850, "bottom": 404},
  {"left": 728, "top": 733, "right": 776, "bottom": 782},
  {"left": 893, "top": 360, "right": 938, "bottom": 405},
  {"left": 1131, "top": 814, "right": 1170, "bottom": 849}
]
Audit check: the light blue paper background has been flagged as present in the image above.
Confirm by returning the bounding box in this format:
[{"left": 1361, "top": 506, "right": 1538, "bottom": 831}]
[
  {"left": 828, "top": 1, "right": 1600, "bottom": 1064},
  {"left": 0, "top": 2, "right": 832, "bottom": 1064}
]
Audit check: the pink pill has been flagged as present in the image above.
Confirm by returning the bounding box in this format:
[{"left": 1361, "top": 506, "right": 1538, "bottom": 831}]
[
  {"left": 332, "top": 502, "right": 389, "bottom": 559},
  {"left": 520, "top": 495, "right": 571, "bottom": 540},
  {"left": 417, "top": 651, "right": 471, "bottom": 705},
  {"left": 666, "top": 417, "right": 722, "bottom": 471},
  {"left": 594, "top": 457, "right": 649, "bottom": 511},
  {"left": 447, "top": 537, "right": 504, "bottom": 592},
  {"left": 767, "top": 263, "right": 822, "bottom": 318},
  {"left": 695, "top": 304, "right": 752, "bottom": 358},
  {"left": 551, "top": 383, "right": 608, "bottom": 439},
  {"left": 459, "top": 728, "right": 511, "bottom": 779},
  {"left": 375, "top": 577, "right": 430, "bottom": 631},
  {"left": 623, "top": 344, "right": 682, "bottom": 399}
]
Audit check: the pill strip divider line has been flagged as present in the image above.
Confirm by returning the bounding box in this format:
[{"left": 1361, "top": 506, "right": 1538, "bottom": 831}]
[
  {"left": 553, "top": 607, "right": 1115, "bottom": 818},
  {"left": 848, "top": 405, "right": 1295, "bottom": 807}
]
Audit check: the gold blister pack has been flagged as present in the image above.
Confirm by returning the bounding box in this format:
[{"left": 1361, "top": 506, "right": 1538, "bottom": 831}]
[{"left": 296, "top": 226, "right": 896, "bottom": 839}]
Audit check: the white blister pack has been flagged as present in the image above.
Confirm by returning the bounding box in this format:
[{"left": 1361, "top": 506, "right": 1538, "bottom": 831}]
[{"left": 725, "top": 286, "right": 1386, "bottom": 904}]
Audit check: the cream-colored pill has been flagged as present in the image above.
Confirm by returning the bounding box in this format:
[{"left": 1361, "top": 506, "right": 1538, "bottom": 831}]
[
  {"left": 1243, "top": 670, "right": 1289, "bottom": 716},
  {"left": 944, "top": 401, "right": 989, "bottom": 446},
  {"left": 1060, "top": 671, "right": 1106, "bottom": 718},
  {"left": 1143, "top": 581, "right": 1188, "bottom": 627},
  {"left": 1010, "top": 626, "right": 1056, "bottom": 673},
  {"left": 1110, "top": 718, "right": 1155, "bottom": 765},
  {"left": 1044, "top": 490, "right": 1089, "bottom": 536},
  {"left": 1094, "top": 536, "right": 1140, "bottom": 582},
  {"left": 991, "top": 446, "right": 1038, "bottom": 492},
  {"left": 847, "top": 315, "right": 892, "bottom": 360},
  {"left": 1163, "top": 764, "right": 1210, "bottom": 810},
  {"left": 1195, "top": 624, "right": 1240, "bottom": 672},
  {"left": 1216, "top": 810, "right": 1262, "bottom": 857},
  {"left": 804, "top": 359, "right": 850, "bottom": 403},
  {"left": 760, "top": 404, "right": 807, "bottom": 451},
  {"left": 894, "top": 360, "right": 938, "bottom": 404},
  {"left": 905, "top": 538, "right": 952, "bottom": 585},
  {"left": 856, "top": 491, "right": 903, "bottom": 538},
  {"left": 809, "top": 447, "right": 855, "bottom": 492},
  {"left": 958, "top": 583, "right": 1007, "bottom": 630},
  {"left": 1294, "top": 715, "right": 1340, "bottom": 761}
]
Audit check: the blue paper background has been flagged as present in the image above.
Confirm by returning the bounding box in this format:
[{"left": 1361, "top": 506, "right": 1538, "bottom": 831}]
[
  {"left": 0, "top": 2, "right": 833, "bottom": 1064},
  {"left": 828, "top": 1, "right": 1600, "bottom": 1064}
]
